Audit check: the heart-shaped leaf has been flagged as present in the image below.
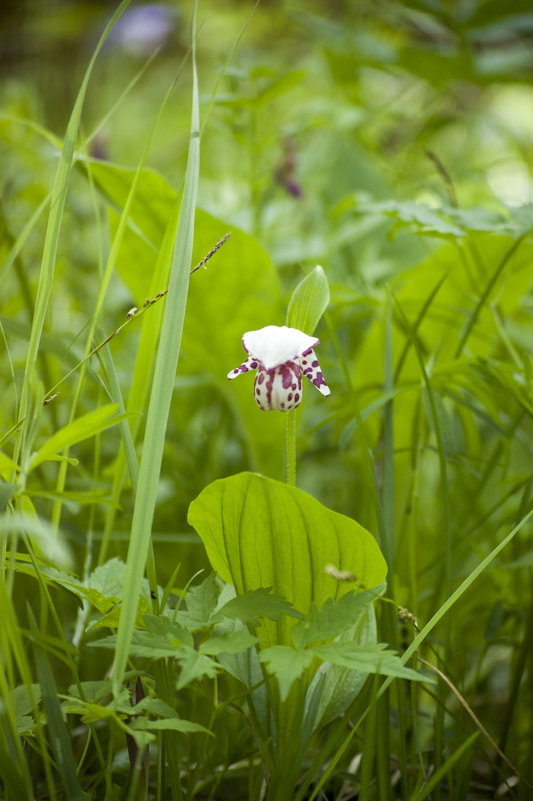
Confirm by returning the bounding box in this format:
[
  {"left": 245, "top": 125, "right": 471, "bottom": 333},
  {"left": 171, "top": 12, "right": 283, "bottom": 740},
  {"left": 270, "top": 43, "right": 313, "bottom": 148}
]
[{"left": 187, "top": 472, "right": 387, "bottom": 647}]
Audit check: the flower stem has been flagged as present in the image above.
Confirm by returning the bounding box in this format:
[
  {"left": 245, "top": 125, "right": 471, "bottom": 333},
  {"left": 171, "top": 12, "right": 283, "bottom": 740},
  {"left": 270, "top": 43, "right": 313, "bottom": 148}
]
[{"left": 286, "top": 410, "right": 296, "bottom": 486}]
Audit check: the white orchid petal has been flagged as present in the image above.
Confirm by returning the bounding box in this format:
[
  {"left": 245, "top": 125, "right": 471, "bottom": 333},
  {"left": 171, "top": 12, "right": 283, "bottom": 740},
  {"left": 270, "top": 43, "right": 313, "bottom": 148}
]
[{"left": 242, "top": 326, "right": 319, "bottom": 371}]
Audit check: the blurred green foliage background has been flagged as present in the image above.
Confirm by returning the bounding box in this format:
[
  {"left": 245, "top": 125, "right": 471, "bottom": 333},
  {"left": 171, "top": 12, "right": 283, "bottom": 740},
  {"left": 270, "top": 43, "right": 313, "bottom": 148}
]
[{"left": 2, "top": 1, "right": 533, "bottom": 796}]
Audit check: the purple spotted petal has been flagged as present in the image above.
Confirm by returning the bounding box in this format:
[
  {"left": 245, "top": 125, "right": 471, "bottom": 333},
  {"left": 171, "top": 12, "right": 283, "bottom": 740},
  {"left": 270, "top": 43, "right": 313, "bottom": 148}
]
[
  {"left": 300, "top": 348, "right": 330, "bottom": 396},
  {"left": 227, "top": 325, "right": 330, "bottom": 411},
  {"left": 227, "top": 355, "right": 260, "bottom": 380},
  {"left": 254, "top": 362, "right": 303, "bottom": 411},
  {"left": 242, "top": 326, "right": 319, "bottom": 371}
]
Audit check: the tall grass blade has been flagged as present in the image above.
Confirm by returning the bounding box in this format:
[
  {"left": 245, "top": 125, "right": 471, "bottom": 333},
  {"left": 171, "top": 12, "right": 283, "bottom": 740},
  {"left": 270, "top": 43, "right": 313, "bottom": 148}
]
[
  {"left": 51, "top": 62, "right": 182, "bottom": 531},
  {"left": 112, "top": 4, "right": 200, "bottom": 697},
  {"left": 306, "top": 506, "right": 533, "bottom": 801},
  {"left": 412, "top": 732, "right": 479, "bottom": 801},
  {"left": 31, "top": 613, "right": 86, "bottom": 801},
  {"left": 14, "top": 0, "right": 132, "bottom": 461}
]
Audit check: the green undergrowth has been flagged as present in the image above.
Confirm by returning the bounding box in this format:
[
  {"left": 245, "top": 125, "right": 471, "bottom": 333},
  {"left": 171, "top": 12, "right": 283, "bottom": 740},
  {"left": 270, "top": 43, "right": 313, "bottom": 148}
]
[{"left": 1, "top": 1, "right": 533, "bottom": 799}]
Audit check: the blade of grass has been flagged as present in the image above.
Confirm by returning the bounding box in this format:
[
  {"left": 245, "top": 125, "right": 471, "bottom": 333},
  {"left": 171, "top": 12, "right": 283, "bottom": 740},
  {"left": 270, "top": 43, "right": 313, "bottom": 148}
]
[
  {"left": 0, "top": 575, "right": 58, "bottom": 796},
  {"left": 0, "top": 599, "right": 35, "bottom": 801},
  {"left": 83, "top": 47, "right": 161, "bottom": 152},
  {"left": 392, "top": 291, "right": 453, "bottom": 799},
  {"left": 306, "top": 505, "right": 533, "bottom": 800},
  {"left": 382, "top": 293, "right": 395, "bottom": 570},
  {"left": 375, "top": 296, "right": 395, "bottom": 801},
  {"left": 112, "top": 2, "right": 200, "bottom": 697},
  {"left": 454, "top": 235, "right": 526, "bottom": 358},
  {"left": 412, "top": 732, "right": 479, "bottom": 801},
  {"left": 417, "top": 656, "right": 530, "bottom": 788},
  {"left": 13, "top": 0, "right": 132, "bottom": 466},
  {"left": 0, "top": 192, "right": 51, "bottom": 278},
  {"left": 94, "top": 4, "right": 256, "bottom": 565},
  {"left": 30, "top": 607, "right": 86, "bottom": 801},
  {"left": 51, "top": 62, "right": 186, "bottom": 533},
  {"left": 98, "top": 214, "right": 178, "bottom": 565}
]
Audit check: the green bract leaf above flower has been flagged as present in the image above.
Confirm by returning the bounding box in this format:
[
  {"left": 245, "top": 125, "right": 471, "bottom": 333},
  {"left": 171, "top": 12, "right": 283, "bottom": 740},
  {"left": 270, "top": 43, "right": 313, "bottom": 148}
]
[{"left": 286, "top": 264, "right": 330, "bottom": 335}]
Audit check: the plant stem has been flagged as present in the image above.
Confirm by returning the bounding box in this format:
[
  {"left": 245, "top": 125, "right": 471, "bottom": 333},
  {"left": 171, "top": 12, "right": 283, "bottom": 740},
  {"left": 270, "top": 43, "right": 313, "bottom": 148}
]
[{"left": 286, "top": 410, "right": 296, "bottom": 486}]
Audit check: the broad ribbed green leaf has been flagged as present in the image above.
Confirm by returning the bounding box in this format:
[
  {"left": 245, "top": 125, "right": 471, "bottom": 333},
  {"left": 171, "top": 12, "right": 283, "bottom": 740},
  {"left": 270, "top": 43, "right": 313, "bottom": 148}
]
[{"left": 188, "top": 472, "right": 387, "bottom": 647}]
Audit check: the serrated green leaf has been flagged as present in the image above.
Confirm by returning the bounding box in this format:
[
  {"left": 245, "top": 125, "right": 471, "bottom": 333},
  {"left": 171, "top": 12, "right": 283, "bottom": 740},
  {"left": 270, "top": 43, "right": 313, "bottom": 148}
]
[
  {"left": 287, "top": 265, "right": 330, "bottom": 335},
  {"left": 66, "top": 681, "right": 112, "bottom": 704},
  {"left": 30, "top": 404, "right": 123, "bottom": 469},
  {"left": 88, "top": 557, "right": 128, "bottom": 599},
  {"left": 305, "top": 600, "right": 377, "bottom": 731},
  {"left": 311, "top": 642, "right": 430, "bottom": 682},
  {"left": 60, "top": 699, "right": 121, "bottom": 724},
  {"left": 292, "top": 586, "right": 383, "bottom": 649},
  {"left": 10, "top": 684, "right": 41, "bottom": 735},
  {"left": 358, "top": 200, "right": 465, "bottom": 238},
  {"left": 176, "top": 647, "right": 219, "bottom": 690},
  {"left": 129, "top": 698, "right": 176, "bottom": 717},
  {"left": 215, "top": 587, "right": 303, "bottom": 626},
  {"left": 89, "top": 630, "right": 179, "bottom": 659},
  {"left": 200, "top": 629, "right": 259, "bottom": 655},
  {"left": 88, "top": 597, "right": 152, "bottom": 630},
  {"left": 143, "top": 614, "right": 193, "bottom": 648},
  {"left": 129, "top": 717, "right": 213, "bottom": 735},
  {"left": 179, "top": 573, "right": 219, "bottom": 631},
  {"left": 259, "top": 646, "right": 315, "bottom": 701}
]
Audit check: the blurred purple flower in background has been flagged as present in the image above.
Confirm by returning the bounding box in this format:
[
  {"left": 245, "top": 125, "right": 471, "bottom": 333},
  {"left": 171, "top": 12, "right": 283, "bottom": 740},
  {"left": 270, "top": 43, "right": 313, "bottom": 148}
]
[{"left": 109, "top": 3, "right": 177, "bottom": 56}]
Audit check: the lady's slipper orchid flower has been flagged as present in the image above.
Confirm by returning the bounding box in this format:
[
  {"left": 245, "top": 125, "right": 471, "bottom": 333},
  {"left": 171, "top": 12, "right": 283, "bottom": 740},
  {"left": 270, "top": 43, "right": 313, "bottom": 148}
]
[{"left": 227, "top": 325, "right": 330, "bottom": 411}]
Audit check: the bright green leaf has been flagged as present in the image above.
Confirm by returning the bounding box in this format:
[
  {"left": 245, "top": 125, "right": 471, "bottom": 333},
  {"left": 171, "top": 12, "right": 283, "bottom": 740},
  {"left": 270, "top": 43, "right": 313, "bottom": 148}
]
[
  {"left": 259, "top": 646, "right": 315, "bottom": 701},
  {"left": 292, "top": 586, "right": 384, "bottom": 649},
  {"left": 215, "top": 587, "right": 303, "bottom": 626},
  {"left": 90, "top": 630, "right": 179, "bottom": 659},
  {"left": 311, "top": 642, "right": 431, "bottom": 682},
  {"left": 143, "top": 615, "right": 193, "bottom": 648},
  {"left": 287, "top": 265, "right": 330, "bottom": 335},
  {"left": 10, "top": 684, "right": 41, "bottom": 735},
  {"left": 0, "top": 452, "right": 19, "bottom": 475},
  {"left": 30, "top": 404, "right": 123, "bottom": 469},
  {"left": 129, "top": 717, "right": 213, "bottom": 735},
  {"left": 176, "top": 647, "right": 219, "bottom": 690},
  {"left": 188, "top": 472, "right": 387, "bottom": 648},
  {"left": 179, "top": 573, "right": 218, "bottom": 631},
  {"left": 200, "top": 629, "right": 259, "bottom": 655}
]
